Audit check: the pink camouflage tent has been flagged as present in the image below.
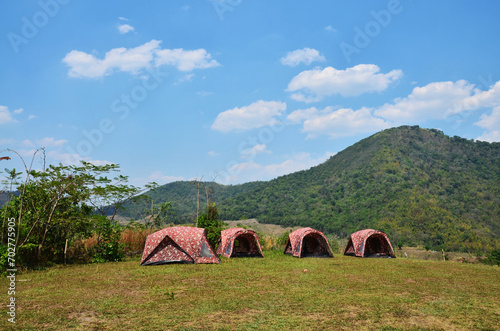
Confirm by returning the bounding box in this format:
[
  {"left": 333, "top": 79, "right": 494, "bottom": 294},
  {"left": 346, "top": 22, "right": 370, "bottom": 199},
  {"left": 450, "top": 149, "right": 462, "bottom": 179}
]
[
  {"left": 284, "top": 227, "right": 333, "bottom": 258},
  {"left": 216, "top": 228, "right": 264, "bottom": 258},
  {"left": 140, "top": 226, "right": 220, "bottom": 265},
  {"left": 344, "top": 229, "right": 396, "bottom": 258}
]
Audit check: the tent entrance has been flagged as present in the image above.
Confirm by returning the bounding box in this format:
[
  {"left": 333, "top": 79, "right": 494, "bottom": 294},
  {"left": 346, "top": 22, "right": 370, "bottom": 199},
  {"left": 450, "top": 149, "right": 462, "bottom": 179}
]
[
  {"left": 231, "top": 234, "right": 263, "bottom": 257},
  {"left": 301, "top": 234, "right": 331, "bottom": 257},
  {"left": 364, "top": 234, "right": 391, "bottom": 257},
  {"left": 142, "top": 236, "right": 194, "bottom": 265}
]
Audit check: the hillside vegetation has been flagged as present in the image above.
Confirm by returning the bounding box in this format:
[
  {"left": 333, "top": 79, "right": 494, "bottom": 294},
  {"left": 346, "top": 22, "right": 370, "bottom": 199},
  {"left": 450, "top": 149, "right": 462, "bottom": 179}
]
[
  {"left": 121, "top": 126, "right": 500, "bottom": 253},
  {"left": 118, "top": 181, "right": 263, "bottom": 223}
]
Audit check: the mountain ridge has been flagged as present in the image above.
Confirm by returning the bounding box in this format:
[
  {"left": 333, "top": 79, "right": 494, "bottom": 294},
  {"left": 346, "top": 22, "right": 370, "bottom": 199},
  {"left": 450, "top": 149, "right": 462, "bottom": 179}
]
[{"left": 121, "top": 126, "right": 500, "bottom": 252}]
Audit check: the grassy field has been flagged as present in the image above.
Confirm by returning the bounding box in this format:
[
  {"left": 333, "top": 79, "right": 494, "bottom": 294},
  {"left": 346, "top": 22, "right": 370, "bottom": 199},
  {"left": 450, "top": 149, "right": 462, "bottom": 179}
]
[{"left": 1, "top": 251, "right": 499, "bottom": 330}]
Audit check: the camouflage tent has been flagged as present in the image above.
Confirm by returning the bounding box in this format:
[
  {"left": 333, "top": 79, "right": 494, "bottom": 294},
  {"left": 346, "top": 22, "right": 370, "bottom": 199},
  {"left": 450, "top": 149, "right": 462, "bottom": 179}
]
[
  {"left": 284, "top": 227, "right": 333, "bottom": 258},
  {"left": 344, "top": 229, "right": 396, "bottom": 258},
  {"left": 216, "top": 228, "right": 264, "bottom": 258},
  {"left": 140, "top": 226, "right": 220, "bottom": 265}
]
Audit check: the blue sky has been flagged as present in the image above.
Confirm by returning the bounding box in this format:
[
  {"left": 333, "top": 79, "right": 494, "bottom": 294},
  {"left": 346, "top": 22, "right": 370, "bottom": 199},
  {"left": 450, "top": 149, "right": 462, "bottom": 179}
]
[{"left": 1, "top": 0, "right": 500, "bottom": 187}]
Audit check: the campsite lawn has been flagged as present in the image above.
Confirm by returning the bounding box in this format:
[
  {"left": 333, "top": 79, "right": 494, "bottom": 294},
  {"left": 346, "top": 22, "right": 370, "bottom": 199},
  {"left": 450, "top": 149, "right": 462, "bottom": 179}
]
[{"left": 1, "top": 251, "right": 499, "bottom": 330}]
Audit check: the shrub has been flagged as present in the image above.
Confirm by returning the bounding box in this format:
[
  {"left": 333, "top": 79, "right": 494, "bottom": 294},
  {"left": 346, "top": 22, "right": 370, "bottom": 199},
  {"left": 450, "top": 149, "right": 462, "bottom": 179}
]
[{"left": 483, "top": 249, "right": 500, "bottom": 266}]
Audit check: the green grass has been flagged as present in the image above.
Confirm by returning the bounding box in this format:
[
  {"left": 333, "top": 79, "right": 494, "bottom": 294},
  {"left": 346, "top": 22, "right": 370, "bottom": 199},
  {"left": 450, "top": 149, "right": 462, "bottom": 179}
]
[{"left": 1, "top": 251, "right": 499, "bottom": 330}]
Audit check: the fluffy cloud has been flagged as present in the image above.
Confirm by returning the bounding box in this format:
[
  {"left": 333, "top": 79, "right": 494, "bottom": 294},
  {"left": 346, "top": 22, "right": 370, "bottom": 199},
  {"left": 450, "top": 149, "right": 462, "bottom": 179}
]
[
  {"left": 0, "top": 106, "right": 21, "bottom": 125},
  {"left": 280, "top": 48, "right": 326, "bottom": 67},
  {"left": 208, "top": 150, "right": 219, "bottom": 157},
  {"left": 211, "top": 100, "right": 286, "bottom": 132},
  {"left": 48, "top": 150, "right": 112, "bottom": 167},
  {"left": 372, "top": 80, "right": 500, "bottom": 137},
  {"left": 118, "top": 24, "right": 135, "bottom": 34},
  {"left": 35, "top": 137, "right": 68, "bottom": 147},
  {"left": 286, "top": 64, "right": 402, "bottom": 102},
  {"left": 288, "top": 106, "right": 390, "bottom": 139},
  {"left": 240, "top": 144, "right": 271, "bottom": 159},
  {"left": 155, "top": 48, "right": 220, "bottom": 71},
  {"left": 475, "top": 105, "right": 500, "bottom": 142},
  {"left": 375, "top": 80, "right": 480, "bottom": 122},
  {"left": 63, "top": 40, "right": 220, "bottom": 78},
  {"left": 221, "top": 151, "right": 335, "bottom": 184},
  {"left": 287, "top": 78, "right": 500, "bottom": 141}
]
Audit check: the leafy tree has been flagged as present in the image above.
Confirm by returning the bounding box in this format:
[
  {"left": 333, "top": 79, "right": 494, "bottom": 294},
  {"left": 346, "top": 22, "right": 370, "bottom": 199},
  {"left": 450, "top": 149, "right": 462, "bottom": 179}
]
[
  {"left": 0, "top": 152, "right": 155, "bottom": 266},
  {"left": 197, "top": 202, "right": 225, "bottom": 249}
]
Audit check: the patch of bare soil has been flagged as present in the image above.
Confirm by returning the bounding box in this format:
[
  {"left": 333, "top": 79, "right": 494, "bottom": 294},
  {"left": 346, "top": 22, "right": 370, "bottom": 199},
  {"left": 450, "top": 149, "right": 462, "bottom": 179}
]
[{"left": 68, "top": 311, "right": 100, "bottom": 328}]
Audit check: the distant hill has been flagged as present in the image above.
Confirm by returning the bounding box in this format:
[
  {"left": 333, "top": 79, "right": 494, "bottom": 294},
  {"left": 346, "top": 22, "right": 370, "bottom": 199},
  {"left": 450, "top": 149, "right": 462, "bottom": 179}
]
[
  {"left": 118, "top": 180, "right": 264, "bottom": 223},
  {"left": 119, "top": 126, "right": 500, "bottom": 253},
  {"left": 0, "top": 191, "right": 19, "bottom": 206}
]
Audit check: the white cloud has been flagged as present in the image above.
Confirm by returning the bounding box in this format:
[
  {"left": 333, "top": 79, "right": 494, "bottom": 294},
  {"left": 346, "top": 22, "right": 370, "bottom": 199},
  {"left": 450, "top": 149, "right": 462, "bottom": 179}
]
[
  {"left": 280, "top": 48, "right": 326, "bottom": 67},
  {"left": 463, "top": 81, "right": 500, "bottom": 110},
  {"left": 287, "top": 106, "right": 334, "bottom": 125},
  {"left": 35, "top": 137, "right": 68, "bottom": 148},
  {"left": 118, "top": 24, "right": 135, "bottom": 34},
  {"left": 13, "top": 108, "right": 23, "bottom": 114},
  {"left": 0, "top": 139, "right": 15, "bottom": 145},
  {"left": 288, "top": 106, "right": 390, "bottom": 139},
  {"left": 374, "top": 80, "right": 479, "bottom": 122},
  {"left": 285, "top": 78, "right": 500, "bottom": 140},
  {"left": 240, "top": 144, "right": 271, "bottom": 159},
  {"left": 372, "top": 80, "right": 500, "bottom": 127},
  {"left": 28, "top": 115, "right": 37, "bottom": 120},
  {"left": 22, "top": 139, "right": 35, "bottom": 147},
  {"left": 129, "top": 171, "right": 184, "bottom": 187},
  {"left": 208, "top": 150, "right": 219, "bottom": 157},
  {"left": 197, "top": 91, "right": 213, "bottom": 97},
  {"left": 63, "top": 40, "right": 220, "bottom": 78},
  {"left": 221, "top": 152, "right": 334, "bottom": 184},
  {"left": 475, "top": 105, "right": 500, "bottom": 142},
  {"left": 0, "top": 106, "right": 18, "bottom": 125},
  {"left": 155, "top": 48, "right": 220, "bottom": 71},
  {"left": 476, "top": 130, "right": 500, "bottom": 142},
  {"left": 147, "top": 171, "right": 184, "bottom": 184},
  {"left": 174, "top": 73, "right": 195, "bottom": 85},
  {"left": 286, "top": 64, "right": 402, "bottom": 102},
  {"left": 325, "top": 25, "right": 338, "bottom": 33},
  {"left": 48, "top": 150, "right": 112, "bottom": 167},
  {"left": 211, "top": 100, "right": 286, "bottom": 132}
]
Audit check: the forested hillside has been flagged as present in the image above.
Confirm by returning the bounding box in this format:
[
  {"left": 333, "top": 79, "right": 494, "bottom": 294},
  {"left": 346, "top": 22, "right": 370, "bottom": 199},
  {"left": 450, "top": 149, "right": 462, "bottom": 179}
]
[
  {"left": 219, "top": 126, "right": 499, "bottom": 252},
  {"left": 118, "top": 180, "right": 264, "bottom": 223},
  {"left": 120, "top": 126, "right": 499, "bottom": 253}
]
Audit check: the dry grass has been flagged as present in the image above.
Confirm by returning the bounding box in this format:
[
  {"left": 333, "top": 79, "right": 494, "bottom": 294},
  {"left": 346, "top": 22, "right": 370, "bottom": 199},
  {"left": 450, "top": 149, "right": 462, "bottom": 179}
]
[{"left": 1, "top": 251, "right": 498, "bottom": 330}]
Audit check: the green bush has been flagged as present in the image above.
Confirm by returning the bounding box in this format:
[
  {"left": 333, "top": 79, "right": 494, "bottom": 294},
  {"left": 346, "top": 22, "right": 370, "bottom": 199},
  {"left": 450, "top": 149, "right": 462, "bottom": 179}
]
[
  {"left": 92, "top": 217, "right": 125, "bottom": 263},
  {"left": 197, "top": 202, "right": 225, "bottom": 249},
  {"left": 483, "top": 249, "right": 500, "bottom": 266}
]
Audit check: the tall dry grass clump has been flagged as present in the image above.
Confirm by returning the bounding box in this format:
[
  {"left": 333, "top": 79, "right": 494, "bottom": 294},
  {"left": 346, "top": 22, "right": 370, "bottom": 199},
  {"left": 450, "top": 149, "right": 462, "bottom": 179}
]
[{"left": 121, "top": 228, "right": 154, "bottom": 254}]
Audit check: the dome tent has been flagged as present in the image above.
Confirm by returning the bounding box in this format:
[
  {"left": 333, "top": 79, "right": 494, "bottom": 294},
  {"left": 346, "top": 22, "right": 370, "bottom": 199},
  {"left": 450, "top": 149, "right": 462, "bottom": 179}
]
[
  {"left": 140, "top": 226, "right": 220, "bottom": 265},
  {"left": 344, "top": 229, "right": 396, "bottom": 258},
  {"left": 216, "top": 228, "right": 264, "bottom": 258},
  {"left": 284, "top": 227, "right": 333, "bottom": 258}
]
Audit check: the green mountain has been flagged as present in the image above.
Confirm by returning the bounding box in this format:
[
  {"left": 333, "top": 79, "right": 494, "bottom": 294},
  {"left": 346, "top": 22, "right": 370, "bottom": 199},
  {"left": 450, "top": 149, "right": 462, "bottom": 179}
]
[
  {"left": 122, "top": 126, "right": 500, "bottom": 253},
  {"left": 119, "top": 180, "right": 264, "bottom": 223}
]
